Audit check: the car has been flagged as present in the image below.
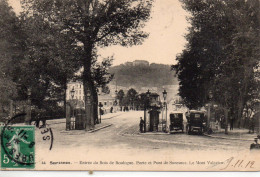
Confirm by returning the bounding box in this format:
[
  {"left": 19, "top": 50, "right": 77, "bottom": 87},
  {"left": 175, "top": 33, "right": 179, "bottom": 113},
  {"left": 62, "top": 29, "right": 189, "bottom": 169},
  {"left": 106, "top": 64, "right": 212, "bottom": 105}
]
[
  {"left": 169, "top": 112, "right": 185, "bottom": 133},
  {"left": 186, "top": 110, "right": 206, "bottom": 135}
]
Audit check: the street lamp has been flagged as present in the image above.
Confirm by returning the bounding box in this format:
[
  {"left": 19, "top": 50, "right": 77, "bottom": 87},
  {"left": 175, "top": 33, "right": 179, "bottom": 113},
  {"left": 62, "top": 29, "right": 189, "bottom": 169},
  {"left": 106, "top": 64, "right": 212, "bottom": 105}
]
[
  {"left": 99, "top": 102, "right": 103, "bottom": 123},
  {"left": 207, "top": 90, "right": 213, "bottom": 132},
  {"left": 70, "top": 87, "right": 75, "bottom": 129},
  {"left": 70, "top": 87, "right": 75, "bottom": 100},
  {"left": 146, "top": 89, "right": 151, "bottom": 98},
  {"left": 162, "top": 89, "right": 167, "bottom": 132}
]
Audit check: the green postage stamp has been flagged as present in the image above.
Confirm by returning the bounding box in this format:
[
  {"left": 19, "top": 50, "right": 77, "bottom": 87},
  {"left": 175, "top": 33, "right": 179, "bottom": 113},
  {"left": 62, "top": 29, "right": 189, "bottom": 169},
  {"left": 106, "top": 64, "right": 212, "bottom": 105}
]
[{"left": 1, "top": 126, "right": 35, "bottom": 168}]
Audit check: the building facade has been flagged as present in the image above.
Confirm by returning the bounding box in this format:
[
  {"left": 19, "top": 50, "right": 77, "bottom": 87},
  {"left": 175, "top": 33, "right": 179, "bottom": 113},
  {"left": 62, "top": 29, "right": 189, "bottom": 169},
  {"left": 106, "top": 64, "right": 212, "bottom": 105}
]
[
  {"left": 66, "top": 82, "right": 84, "bottom": 101},
  {"left": 132, "top": 60, "right": 149, "bottom": 66},
  {"left": 66, "top": 81, "right": 117, "bottom": 112}
]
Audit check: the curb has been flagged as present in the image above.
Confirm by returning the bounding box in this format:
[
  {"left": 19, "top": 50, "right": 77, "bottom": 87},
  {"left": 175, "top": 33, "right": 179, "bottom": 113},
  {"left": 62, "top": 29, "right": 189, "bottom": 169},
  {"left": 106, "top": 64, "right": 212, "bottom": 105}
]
[
  {"left": 102, "top": 113, "right": 124, "bottom": 120},
  {"left": 88, "top": 124, "right": 113, "bottom": 133},
  {"left": 203, "top": 133, "right": 253, "bottom": 141},
  {"left": 137, "top": 133, "right": 167, "bottom": 135}
]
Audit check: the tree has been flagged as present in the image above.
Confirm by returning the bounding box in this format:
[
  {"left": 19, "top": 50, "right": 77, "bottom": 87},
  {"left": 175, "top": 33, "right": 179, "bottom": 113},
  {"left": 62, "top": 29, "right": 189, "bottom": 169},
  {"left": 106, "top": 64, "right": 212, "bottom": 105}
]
[
  {"left": 174, "top": 0, "right": 260, "bottom": 127},
  {"left": 126, "top": 88, "right": 138, "bottom": 108},
  {"left": 116, "top": 89, "right": 125, "bottom": 106},
  {"left": 16, "top": 12, "right": 81, "bottom": 114},
  {"left": 92, "top": 56, "right": 114, "bottom": 123},
  {"left": 22, "top": 0, "right": 153, "bottom": 130},
  {"left": 0, "top": 0, "right": 21, "bottom": 115}
]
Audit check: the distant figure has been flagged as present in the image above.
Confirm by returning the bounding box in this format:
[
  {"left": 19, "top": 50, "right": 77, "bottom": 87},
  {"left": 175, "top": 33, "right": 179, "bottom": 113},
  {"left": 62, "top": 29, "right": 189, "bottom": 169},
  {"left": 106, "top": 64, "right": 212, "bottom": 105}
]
[
  {"left": 215, "top": 120, "right": 219, "bottom": 130},
  {"left": 139, "top": 117, "right": 145, "bottom": 133},
  {"left": 110, "top": 107, "right": 113, "bottom": 113},
  {"left": 230, "top": 117, "right": 234, "bottom": 130},
  {"left": 249, "top": 117, "right": 255, "bottom": 133}
]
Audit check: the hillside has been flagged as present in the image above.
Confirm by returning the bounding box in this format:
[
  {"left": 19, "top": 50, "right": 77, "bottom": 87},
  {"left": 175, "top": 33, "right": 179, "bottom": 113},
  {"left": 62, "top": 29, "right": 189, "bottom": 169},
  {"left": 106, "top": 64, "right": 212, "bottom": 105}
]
[{"left": 108, "top": 63, "right": 178, "bottom": 89}]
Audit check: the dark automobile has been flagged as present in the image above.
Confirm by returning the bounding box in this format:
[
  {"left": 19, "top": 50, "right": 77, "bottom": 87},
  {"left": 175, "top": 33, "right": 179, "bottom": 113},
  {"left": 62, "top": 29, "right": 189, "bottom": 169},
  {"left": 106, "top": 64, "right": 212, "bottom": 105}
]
[
  {"left": 186, "top": 110, "right": 206, "bottom": 135},
  {"left": 169, "top": 112, "right": 184, "bottom": 133}
]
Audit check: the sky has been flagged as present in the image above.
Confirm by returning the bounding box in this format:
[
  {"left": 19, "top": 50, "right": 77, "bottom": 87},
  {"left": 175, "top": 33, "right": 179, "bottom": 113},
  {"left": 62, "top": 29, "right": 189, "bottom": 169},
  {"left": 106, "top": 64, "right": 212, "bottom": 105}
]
[{"left": 8, "top": 0, "right": 190, "bottom": 66}]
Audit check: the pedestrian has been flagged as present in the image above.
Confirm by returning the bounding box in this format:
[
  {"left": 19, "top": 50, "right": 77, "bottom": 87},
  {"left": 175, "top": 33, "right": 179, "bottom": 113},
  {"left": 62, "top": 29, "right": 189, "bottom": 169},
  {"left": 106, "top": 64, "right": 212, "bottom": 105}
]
[
  {"left": 249, "top": 117, "right": 255, "bottom": 133},
  {"left": 139, "top": 117, "right": 145, "bottom": 133},
  {"left": 230, "top": 117, "right": 234, "bottom": 130}
]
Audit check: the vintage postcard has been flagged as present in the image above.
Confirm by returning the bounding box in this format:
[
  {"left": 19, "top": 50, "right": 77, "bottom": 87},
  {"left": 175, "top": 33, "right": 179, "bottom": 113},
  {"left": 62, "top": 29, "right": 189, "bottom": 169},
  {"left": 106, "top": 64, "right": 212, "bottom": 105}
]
[{"left": 0, "top": 0, "right": 259, "bottom": 171}]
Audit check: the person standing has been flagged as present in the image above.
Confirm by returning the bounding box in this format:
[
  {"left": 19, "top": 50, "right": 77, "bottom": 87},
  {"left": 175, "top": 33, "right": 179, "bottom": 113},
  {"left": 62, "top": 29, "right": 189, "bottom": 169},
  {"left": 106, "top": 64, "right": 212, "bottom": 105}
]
[
  {"left": 139, "top": 117, "right": 145, "bottom": 133},
  {"left": 230, "top": 116, "right": 234, "bottom": 130}
]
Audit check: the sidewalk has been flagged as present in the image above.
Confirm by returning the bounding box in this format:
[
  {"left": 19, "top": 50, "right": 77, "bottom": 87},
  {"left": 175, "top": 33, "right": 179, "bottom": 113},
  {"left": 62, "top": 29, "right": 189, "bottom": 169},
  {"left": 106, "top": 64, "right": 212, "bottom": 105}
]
[
  {"left": 204, "top": 128, "right": 258, "bottom": 141},
  {"left": 48, "top": 111, "right": 124, "bottom": 134},
  {"left": 60, "top": 123, "right": 113, "bottom": 135},
  {"left": 46, "top": 111, "right": 124, "bottom": 125},
  {"left": 101, "top": 111, "right": 124, "bottom": 120}
]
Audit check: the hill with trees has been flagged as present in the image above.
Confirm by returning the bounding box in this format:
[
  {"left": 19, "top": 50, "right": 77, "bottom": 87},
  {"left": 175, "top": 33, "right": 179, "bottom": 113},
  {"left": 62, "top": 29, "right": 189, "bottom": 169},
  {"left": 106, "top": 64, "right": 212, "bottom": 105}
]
[{"left": 108, "top": 63, "right": 178, "bottom": 89}]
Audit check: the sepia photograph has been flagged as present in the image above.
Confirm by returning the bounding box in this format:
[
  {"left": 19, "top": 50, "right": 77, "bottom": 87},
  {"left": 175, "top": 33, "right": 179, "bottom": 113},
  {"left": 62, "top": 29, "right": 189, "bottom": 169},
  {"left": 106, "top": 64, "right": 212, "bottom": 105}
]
[{"left": 0, "top": 0, "right": 259, "bottom": 171}]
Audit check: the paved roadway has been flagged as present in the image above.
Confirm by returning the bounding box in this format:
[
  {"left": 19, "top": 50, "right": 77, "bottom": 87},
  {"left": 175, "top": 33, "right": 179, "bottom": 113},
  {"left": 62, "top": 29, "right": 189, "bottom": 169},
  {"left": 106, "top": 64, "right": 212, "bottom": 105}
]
[
  {"left": 46, "top": 111, "right": 251, "bottom": 152},
  {"left": 32, "top": 110, "right": 259, "bottom": 171}
]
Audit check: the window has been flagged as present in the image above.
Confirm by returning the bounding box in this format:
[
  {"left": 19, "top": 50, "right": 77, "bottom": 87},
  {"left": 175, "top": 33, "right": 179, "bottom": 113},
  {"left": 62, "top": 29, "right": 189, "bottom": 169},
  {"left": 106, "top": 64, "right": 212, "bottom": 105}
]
[{"left": 104, "top": 102, "right": 107, "bottom": 106}]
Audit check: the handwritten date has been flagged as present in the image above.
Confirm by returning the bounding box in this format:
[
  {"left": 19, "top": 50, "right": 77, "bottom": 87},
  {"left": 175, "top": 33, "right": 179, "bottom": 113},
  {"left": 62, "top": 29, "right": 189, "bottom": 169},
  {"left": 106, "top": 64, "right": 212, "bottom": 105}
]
[{"left": 221, "top": 157, "right": 255, "bottom": 170}]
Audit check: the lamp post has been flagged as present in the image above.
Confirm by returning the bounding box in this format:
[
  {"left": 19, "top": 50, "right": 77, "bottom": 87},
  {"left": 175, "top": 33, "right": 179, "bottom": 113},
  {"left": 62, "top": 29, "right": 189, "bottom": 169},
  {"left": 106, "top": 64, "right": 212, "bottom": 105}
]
[
  {"left": 99, "top": 102, "right": 103, "bottom": 123},
  {"left": 144, "top": 89, "right": 150, "bottom": 133},
  {"left": 207, "top": 90, "right": 213, "bottom": 132},
  {"left": 70, "top": 87, "right": 75, "bottom": 116},
  {"left": 70, "top": 88, "right": 75, "bottom": 129},
  {"left": 162, "top": 89, "right": 167, "bottom": 132}
]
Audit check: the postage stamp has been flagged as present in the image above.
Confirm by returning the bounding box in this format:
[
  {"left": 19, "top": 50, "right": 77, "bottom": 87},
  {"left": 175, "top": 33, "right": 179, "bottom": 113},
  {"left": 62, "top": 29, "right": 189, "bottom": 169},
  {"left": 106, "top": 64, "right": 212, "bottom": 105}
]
[{"left": 1, "top": 126, "right": 35, "bottom": 168}]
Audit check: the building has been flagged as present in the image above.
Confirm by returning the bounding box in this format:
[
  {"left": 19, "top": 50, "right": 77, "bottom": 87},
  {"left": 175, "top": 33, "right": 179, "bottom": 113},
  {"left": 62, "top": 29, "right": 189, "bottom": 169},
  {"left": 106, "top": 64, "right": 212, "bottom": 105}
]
[
  {"left": 125, "top": 62, "right": 133, "bottom": 66},
  {"left": 66, "top": 82, "right": 84, "bottom": 101},
  {"left": 123, "top": 60, "right": 149, "bottom": 67},
  {"left": 66, "top": 81, "right": 117, "bottom": 112},
  {"left": 98, "top": 94, "right": 116, "bottom": 114},
  {"left": 132, "top": 60, "right": 149, "bottom": 66}
]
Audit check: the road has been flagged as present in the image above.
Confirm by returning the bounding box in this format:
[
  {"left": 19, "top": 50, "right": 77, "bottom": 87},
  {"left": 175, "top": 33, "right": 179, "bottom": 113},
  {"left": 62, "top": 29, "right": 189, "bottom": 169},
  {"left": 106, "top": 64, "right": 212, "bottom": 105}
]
[
  {"left": 32, "top": 110, "right": 258, "bottom": 170},
  {"left": 44, "top": 111, "right": 251, "bottom": 152}
]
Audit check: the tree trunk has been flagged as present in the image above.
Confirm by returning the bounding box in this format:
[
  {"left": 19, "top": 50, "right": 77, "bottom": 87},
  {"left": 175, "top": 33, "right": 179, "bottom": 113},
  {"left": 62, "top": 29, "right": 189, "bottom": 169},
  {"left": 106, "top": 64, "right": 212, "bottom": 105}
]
[
  {"left": 83, "top": 43, "right": 95, "bottom": 131},
  {"left": 236, "top": 95, "right": 244, "bottom": 128},
  {"left": 93, "top": 88, "right": 99, "bottom": 124},
  {"left": 224, "top": 108, "right": 228, "bottom": 134},
  {"left": 63, "top": 79, "right": 67, "bottom": 118}
]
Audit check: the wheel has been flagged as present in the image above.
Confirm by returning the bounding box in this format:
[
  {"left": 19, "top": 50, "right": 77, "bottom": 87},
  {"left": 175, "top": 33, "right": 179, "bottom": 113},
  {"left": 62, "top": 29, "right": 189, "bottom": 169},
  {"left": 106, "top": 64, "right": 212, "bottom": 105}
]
[{"left": 207, "top": 128, "right": 213, "bottom": 135}]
